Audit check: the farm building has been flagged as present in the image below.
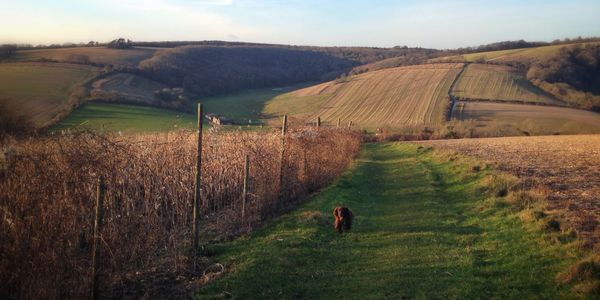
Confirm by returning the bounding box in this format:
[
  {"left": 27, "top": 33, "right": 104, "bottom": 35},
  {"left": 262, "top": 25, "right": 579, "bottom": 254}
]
[{"left": 205, "top": 113, "right": 235, "bottom": 125}]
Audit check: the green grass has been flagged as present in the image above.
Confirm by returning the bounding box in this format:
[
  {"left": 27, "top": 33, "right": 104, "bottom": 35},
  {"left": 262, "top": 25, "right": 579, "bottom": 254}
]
[
  {"left": 200, "top": 84, "right": 312, "bottom": 124},
  {"left": 198, "top": 143, "right": 579, "bottom": 299},
  {"left": 55, "top": 84, "right": 315, "bottom": 133},
  {"left": 0, "top": 62, "right": 97, "bottom": 126},
  {"left": 54, "top": 102, "right": 197, "bottom": 132}
]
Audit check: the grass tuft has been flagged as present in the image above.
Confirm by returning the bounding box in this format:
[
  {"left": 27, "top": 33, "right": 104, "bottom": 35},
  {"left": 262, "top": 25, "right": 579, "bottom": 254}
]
[
  {"left": 558, "top": 256, "right": 600, "bottom": 295},
  {"left": 297, "top": 211, "right": 330, "bottom": 226}
]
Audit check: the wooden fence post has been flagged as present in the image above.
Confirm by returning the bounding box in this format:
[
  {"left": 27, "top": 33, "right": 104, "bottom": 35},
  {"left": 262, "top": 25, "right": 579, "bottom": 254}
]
[
  {"left": 241, "top": 154, "right": 250, "bottom": 221},
  {"left": 192, "top": 103, "right": 203, "bottom": 254},
  {"left": 347, "top": 121, "right": 353, "bottom": 129},
  {"left": 337, "top": 118, "right": 341, "bottom": 129},
  {"left": 91, "top": 175, "right": 105, "bottom": 300},
  {"left": 278, "top": 115, "right": 288, "bottom": 201},
  {"left": 281, "top": 115, "right": 288, "bottom": 136},
  {"left": 316, "top": 117, "right": 321, "bottom": 128}
]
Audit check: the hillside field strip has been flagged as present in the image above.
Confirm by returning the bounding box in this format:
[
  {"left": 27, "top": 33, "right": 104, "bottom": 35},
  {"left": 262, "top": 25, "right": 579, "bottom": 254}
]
[
  {"left": 418, "top": 135, "right": 600, "bottom": 248},
  {"left": 431, "top": 42, "right": 600, "bottom": 64},
  {"left": 452, "top": 101, "right": 600, "bottom": 135},
  {"left": 90, "top": 73, "right": 168, "bottom": 105},
  {"left": 0, "top": 62, "right": 97, "bottom": 126},
  {"left": 452, "top": 64, "right": 562, "bottom": 105},
  {"left": 10, "top": 47, "right": 156, "bottom": 65},
  {"left": 264, "top": 63, "right": 464, "bottom": 129}
]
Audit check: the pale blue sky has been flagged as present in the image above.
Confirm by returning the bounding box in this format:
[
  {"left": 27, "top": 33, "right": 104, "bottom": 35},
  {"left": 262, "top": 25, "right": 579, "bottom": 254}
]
[{"left": 1, "top": 0, "right": 599, "bottom": 48}]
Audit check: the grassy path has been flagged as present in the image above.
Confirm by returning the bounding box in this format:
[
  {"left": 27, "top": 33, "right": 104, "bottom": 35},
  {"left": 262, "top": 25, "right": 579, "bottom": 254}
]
[{"left": 199, "top": 143, "right": 576, "bottom": 299}]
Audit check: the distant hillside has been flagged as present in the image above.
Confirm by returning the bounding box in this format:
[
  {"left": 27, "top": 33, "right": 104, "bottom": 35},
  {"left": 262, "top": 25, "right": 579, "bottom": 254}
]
[
  {"left": 348, "top": 48, "right": 440, "bottom": 74},
  {"left": 0, "top": 63, "right": 97, "bottom": 128},
  {"left": 452, "top": 64, "right": 562, "bottom": 105},
  {"left": 139, "top": 46, "right": 357, "bottom": 97},
  {"left": 264, "top": 63, "right": 463, "bottom": 129},
  {"left": 7, "top": 47, "right": 155, "bottom": 66},
  {"left": 431, "top": 42, "right": 600, "bottom": 66},
  {"left": 431, "top": 42, "right": 600, "bottom": 111},
  {"left": 527, "top": 43, "right": 600, "bottom": 111}
]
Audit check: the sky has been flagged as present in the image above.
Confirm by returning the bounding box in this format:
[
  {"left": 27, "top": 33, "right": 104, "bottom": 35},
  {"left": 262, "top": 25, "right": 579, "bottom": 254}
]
[{"left": 1, "top": 0, "right": 600, "bottom": 49}]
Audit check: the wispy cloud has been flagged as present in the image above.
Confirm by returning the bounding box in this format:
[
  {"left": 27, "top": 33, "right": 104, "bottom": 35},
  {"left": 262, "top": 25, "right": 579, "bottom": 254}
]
[
  {"left": 1, "top": 0, "right": 599, "bottom": 47},
  {"left": 87, "top": 0, "right": 260, "bottom": 41}
]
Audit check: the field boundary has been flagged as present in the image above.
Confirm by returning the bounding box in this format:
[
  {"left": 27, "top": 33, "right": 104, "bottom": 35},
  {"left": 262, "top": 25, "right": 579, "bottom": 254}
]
[
  {"left": 446, "top": 63, "right": 469, "bottom": 120},
  {"left": 446, "top": 63, "right": 574, "bottom": 120}
]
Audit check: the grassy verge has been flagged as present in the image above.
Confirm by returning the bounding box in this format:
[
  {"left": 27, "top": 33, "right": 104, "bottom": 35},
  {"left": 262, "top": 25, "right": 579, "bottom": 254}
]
[{"left": 197, "top": 143, "right": 580, "bottom": 299}]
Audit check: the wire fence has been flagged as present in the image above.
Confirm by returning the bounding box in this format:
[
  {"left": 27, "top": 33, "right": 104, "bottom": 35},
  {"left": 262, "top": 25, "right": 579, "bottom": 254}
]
[{"left": 0, "top": 125, "right": 361, "bottom": 299}]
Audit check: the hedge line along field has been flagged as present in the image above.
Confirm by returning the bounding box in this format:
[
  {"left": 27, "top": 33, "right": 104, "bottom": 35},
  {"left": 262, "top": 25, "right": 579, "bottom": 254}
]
[
  {"left": 0, "top": 62, "right": 97, "bottom": 127},
  {"left": 10, "top": 47, "right": 156, "bottom": 66},
  {"left": 264, "top": 63, "right": 464, "bottom": 129},
  {"left": 452, "top": 64, "right": 562, "bottom": 105},
  {"left": 0, "top": 127, "right": 361, "bottom": 299},
  {"left": 451, "top": 101, "right": 600, "bottom": 136},
  {"left": 54, "top": 102, "right": 197, "bottom": 132}
]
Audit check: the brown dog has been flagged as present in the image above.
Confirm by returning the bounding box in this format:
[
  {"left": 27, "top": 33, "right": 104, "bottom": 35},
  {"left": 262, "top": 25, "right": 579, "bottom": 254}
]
[{"left": 333, "top": 206, "right": 354, "bottom": 234}]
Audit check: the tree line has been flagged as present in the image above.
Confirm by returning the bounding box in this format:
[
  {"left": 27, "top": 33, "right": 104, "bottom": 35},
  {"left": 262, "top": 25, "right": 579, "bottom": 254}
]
[
  {"left": 139, "top": 46, "right": 358, "bottom": 96},
  {"left": 454, "top": 36, "right": 600, "bottom": 55}
]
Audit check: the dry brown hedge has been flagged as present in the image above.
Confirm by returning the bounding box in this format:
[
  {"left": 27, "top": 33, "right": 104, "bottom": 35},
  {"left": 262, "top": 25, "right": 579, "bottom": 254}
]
[{"left": 0, "top": 127, "right": 361, "bottom": 299}]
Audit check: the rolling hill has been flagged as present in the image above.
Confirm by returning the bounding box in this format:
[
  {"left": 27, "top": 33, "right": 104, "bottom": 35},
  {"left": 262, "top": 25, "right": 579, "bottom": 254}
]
[
  {"left": 9, "top": 47, "right": 156, "bottom": 66},
  {"left": 432, "top": 42, "right": 600, "bottom": 65},
  {"left": 452, "top": 64, "right": 562, "bottom": 105},
  {"left": 0, "top": 62, "right": 97, "bottom": 127},
  {"left": 139, "top": 46, "right": 357, "bottom": 96},
  {"left": 88, "top": 73, "right": 182, "bottom": 108},
  {"left": 264, "top": 63, "right": 464, "bottom": 129}
]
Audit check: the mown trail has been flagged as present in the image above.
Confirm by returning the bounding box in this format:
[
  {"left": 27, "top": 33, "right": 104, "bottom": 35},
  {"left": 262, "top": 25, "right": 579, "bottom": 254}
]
[{"left": 199, "top": 143, "right": 575, "bottom": 299}]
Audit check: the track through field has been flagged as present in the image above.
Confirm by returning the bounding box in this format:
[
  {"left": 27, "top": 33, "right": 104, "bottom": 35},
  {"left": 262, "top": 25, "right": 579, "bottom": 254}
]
[{"left": 199, "top": 143, "right": 575, "bottom": 299}]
